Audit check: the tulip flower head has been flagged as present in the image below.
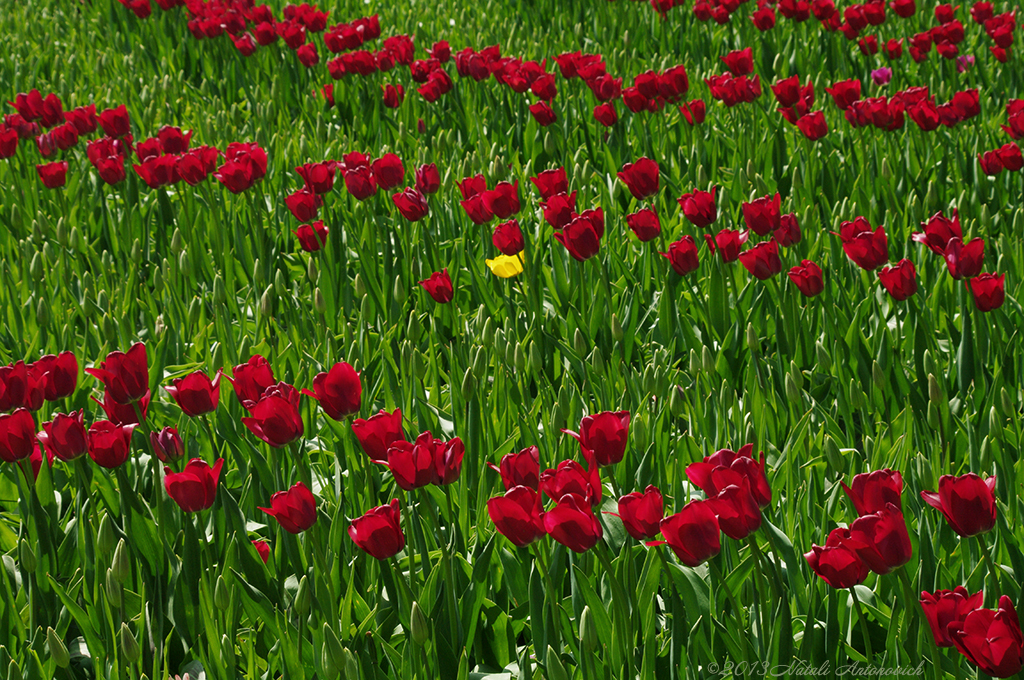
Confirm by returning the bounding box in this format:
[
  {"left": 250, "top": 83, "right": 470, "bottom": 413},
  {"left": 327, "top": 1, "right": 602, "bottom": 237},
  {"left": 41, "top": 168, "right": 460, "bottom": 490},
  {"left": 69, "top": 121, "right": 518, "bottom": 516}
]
[
  {"left": 259, "top": 481, "right": 318, "bottom": 534},
  {"left": 164, "top": 458, "right": 224, "bottom": 513},
  {"left": 349, "top": 499, "right": 406, "bottom": 559}
]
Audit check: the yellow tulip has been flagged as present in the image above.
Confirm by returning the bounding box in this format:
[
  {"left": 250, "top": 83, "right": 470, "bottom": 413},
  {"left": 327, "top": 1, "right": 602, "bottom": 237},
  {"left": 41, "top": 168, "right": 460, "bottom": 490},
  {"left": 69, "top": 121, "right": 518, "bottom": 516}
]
[{"left": 485, "top": 252, "right": 524, "bottom": 278}]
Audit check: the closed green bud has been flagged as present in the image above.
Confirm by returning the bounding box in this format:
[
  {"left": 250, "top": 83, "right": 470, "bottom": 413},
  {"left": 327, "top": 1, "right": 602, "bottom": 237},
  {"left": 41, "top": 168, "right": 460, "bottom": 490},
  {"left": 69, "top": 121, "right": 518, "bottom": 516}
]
[
  {"left": 19, "top": 539, "right": 36, "bottom": 573},
  {"left": 514, "top": 343, "right": 527, "bottom": 373},
  {"left": 504, "top": 340, "right": 516, "bottom": 367},
  {"left": 701, "top": 345, "right": 715, "bottom": 374},
  {"left": 344, "top": 646, "right": 359, "bottom": 678},
  {"left": 413, "top": 351, "right": 428, "bottom": 381},
  {"left": 590, "top": 346, "right": 604, "bottom": 374},
  {"left": 881, "top": 157, "right": 891, "bottom": 180},
  {"left": 688, "top": 349, "right": 701, "bottom": 375},
  {"left": 187, "top": 297, "right": 201, "bottom": 327},
  {"left": 611, "top": 314, "right": 624, "bottom": 342},
  {"left": 120, "top": 623, "right": 140, "bottom": 664},
  {"left": 544, "top": 131, "right": 557, "bottom": 156},
  {"left": 697, "top": 165, "right": 709, "bottom": 189},
  {"left": 633, "top": 414, "right": 649, "bottom": 451},
  {"left": 461, "top": 367, "right": 476, "bottom": 401},
  {"left": 928, "top": 374, "right": 943, "bottom": 404},
  {"left": 178, "top": 249, "right": 191, "bottom": 278},
  {"left": 29, "top": 252, "right": 44, "bottom": 281},
  {"left": 213, "top": 274, "right": 226, "bottom": 305},
  {"left": 97, "top": 513, "right": 115, "bottom": 556},
  {"left": 824, "top": 436, "right": 845, "bottom": 475},
  {"left": 36, "top": 297, "right": 50, "bottom": 328},
  {"left": 481, "top": 317, "right": 495, "bottom": 347},
  {"left": 112, "top": 538, "right": 131, "bottom": 583},
  {"left": 321, "top": 646, "right": 338, "bottom": 677},
  {"left": 1001, "top": 387, "right": 1013, "bottom": 419},
  {"left": 360, "top": 294, "right": 376, "bottom": 322},
  {"left": 70, "top": 226, "right": 82, "bottom": 252},
  {"left": 669, "top": 386, "right": 684, "bottom": 417},
  {"left": 746, "top": 323, "right": 758, "bottom": 353},
  {"left": 153, "top": 264, "right": 163, "bottom": 291},
  {"left": 294, "top": 575, "right": 311, "bottom": 619},
  {"left": 106, "top": 568, "right": 122, "bottom": 608},
  {"left": 274, "top": 269, "right": 287, "bottom": 297},
  {"left": 47, "top": 628, "right": 70, "bottom": 669},
  {"left": 259, "top": 286, "right": 274, "bottom": 317},
  {"left": 323, "top": 622, "right": 345, "bottom": 671},
  {"left": 580, "top": 606, "right": 597, "bottom": 652},
  {"left": 154, "top": 314, "right": 166, "bottom": 338},
  {"left": 170, "top": 228, "right": 183, "bottom": 254},
  {"left": 643, "top": 365, "right": 656, "bottom": 394},
  {"left": 989, "top": 406, "right": 1001, "bottom": 436},
  {"left": 785, "top": 374, "right": 801, "bottom": 403},
  {"left": 494, "top": 328, "right": 507, "bottom": 360},
  {"left": 253, "top": 259, "right": 265, "bottom": 289},
  {"left": 927, "top": 401, "right": 940, "bottom": 429},
  {"left": 529, "top": 340, "right": 542, "bottom": 377},
  {"left": 872, "top": 361, "right": 885, "bottom": 392},
  {"left": 215, "top": 575, "right": 231, "bottom": 611},
  {"left": 393, "top": 274, "right": 406, "bottom": 305},
  {"left": 314, "top": 288, "right": 327, "bottom": 315},
  {"left": 848, "top": 382, "right": 863, "bottom": 410},
  {"left": 815, "top": 341, "right": 832, "bottom": 373},
  {"left": 862, "top": 435, "right": 874, "bottom": 460},
  {"left": 980, "top": 435, "right": 993, "bottom": 469},
  {"left": 790, "top": 360, "right": 804, "bottom": 390},
  {"left": 307, "top": 258, "right": 318, "bottom": 285},
  {"left": 410, "top": 601, "right": 430, "bottom": 646},
  {"left": 407, "top": 312, "right": 421, "bottom": 344},
  {"left": 545, "top": 646, "right": 569, "bottom": 680},
  {"left": 924, "top": 349, "right": 937, "bottom": 378},
  {"left": 573, "top": 328, "right": 587, "bottom": 357},
  {"left": 102, "top": 313, "right": 118, "bottom": 343}
]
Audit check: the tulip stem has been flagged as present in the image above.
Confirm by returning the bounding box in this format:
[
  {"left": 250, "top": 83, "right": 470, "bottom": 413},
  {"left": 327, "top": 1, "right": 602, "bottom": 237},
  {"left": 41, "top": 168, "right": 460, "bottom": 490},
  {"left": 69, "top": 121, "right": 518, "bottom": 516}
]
[
  {"left": 708, "top": 557, "right": 750, "bottom": 677},
  {"left": 594, "top": 542, "right": 634, "bottom": 679},
  {"left": 533, "top": 545, "right": 563, "bottom": 655},
  {"left": 849, "top": 586, "right": 874, "bottom": 662},
  {"left": 975, "top": 534, "right": 1003, "bottom": 600},
  {"left": 894, "top": 566, "right": 919, "bottom": 661}
]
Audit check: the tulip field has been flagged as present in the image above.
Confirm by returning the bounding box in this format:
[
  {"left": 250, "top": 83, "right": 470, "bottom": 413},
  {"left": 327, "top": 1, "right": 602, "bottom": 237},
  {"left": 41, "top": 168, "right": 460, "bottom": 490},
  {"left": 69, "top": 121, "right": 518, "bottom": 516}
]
[{"left": 3, "top": 0, "right": 1024, "bottom": 677}]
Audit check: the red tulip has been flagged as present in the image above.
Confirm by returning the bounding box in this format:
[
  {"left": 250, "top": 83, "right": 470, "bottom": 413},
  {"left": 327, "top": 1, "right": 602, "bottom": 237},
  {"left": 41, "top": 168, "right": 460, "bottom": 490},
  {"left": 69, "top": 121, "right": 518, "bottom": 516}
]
[
  {"left": 38, "top": 410, "right": 88, "bottom": 461},
  {"left": 796, "top": 111, "right": 829, "bottom": 140},
  {"left": 836, "top": 217, "right": 888, "bottom": 270},
  {"left": 371, "top": 153, "right": 405, "bottom": 190},
  {"left": 419, "top": 269, "right": 454, "bottom": 303},
  {"left": 36, "top": 161, "right": 68, "bottom": 188},
  {"left": 920, "top": 587, "right": 984, "bottom": 647},
  {"left": 343, "top": 166, "right": 377, "bottom": 200},
  {"left": 482, "top": 181, "right": 520, "bottom": 220},
  {"left": 165, "top": 370, "right": 222, "bottom": 417},
  {"left": 150, "top": 426, "right": 184, "bottom": 462},
  {"left": 878, "top": 259, "right": 918, "bottom": 301},
  {"left": 554, "top": 213, "right": 602, "bottom": 262},
  {"left": 0, "top": 408, "right": 36, "bottom": 463},
  {"left": 414, "top": 163, "right": 440, "bottom": 194},
  {"left": 252, "top": 539, "right": 271, "bottom": 563},
  {"left": 650, "top": 500, "right": 721, "bottom": 567},
  {"left": 351, "top": 408, "right": 404, "bottom": 463},
  {"left": 661, "top": 236, "right": 701, "bottom": 275},
  {"left": 704, "top": 229, "right": 748, "bottom": 263},
  {"left": 978, "top": 150, "right": 1003, "bottom": 176},
  {"left": 686, "top": 443, "right": 771, "bottom": 509},
  {"left": 944, "top": 238, "right": 984, "bottom": 280},
  {"left": 492, "top": 219, "right": 525, "bottom": 255},
  {"left": 392, "top": 187, "right": 429, "bottom": 221},
  {"left": 295, "top": 162, "right": 335, "bottom": 195},
  {"left": 721, "top": 47, "right": 753, "bottom": 75},
  {"left": 87, "top": 420, "right": 136, "bottom": 469},
  {"left": 381, "top": 84, "right": 404, "bottom": 108},
  {"left": 259, "top": 481, "right": 318, "bottom": 534},
  {"left": 912, "top": 210, "right": 962, "bottom": 254},
  {"left": 842, "top": 469, "right": 903, "bottom": 515},
  {"left": 540, "top": 459, "right": 601, "bottom": 506},
  {"left": 349, "top": 499, "right": 405, "bottom": 559},
  {"left": 542, "top": 191, "right": 577, "bottom": 230},
  {"left": 742, "top": 194, "right": 781, "bottom": 236},
  {"left": 999, "top": 143, "right": 1023, "bottom": 172},
  {"left": 86, "top": 343, "right": 149, "bottom": 404},
  {"left": 613, "top": 485, "right": 664, "bottom": 540},
  {"left": 241, "top": 383, "right": 304, "bottom": 448},
  {"left": 487, "top": 446, "right": 540, "bottom": 491},
  {"left": 543, "top": 493, "right": 603, "bottom": 553},
  {"left": 679, "top": 99, "right": 706, "bottom": 125},
  {"left": 949, "top": 596, "right": 1024, "bottom": 678},
  {"left": 967, "top": 273, "right": 1005, "bottom": 312},
  {"left": 678, "top": 187, "right": 717, "bottom": 228},
  {"left": 739, "top": 240, "right": 783, "bottom": 280},
  {"left": 487, "top": 486, "right": 545, "bottom": 547},
  {"left": 228, "top": 355, "right": 275, "bottom": 410},
  {"left": 302, "top": 362, "right": 361, "bottom": 420},
  {"left": 626, "top": 208, "right": 661, "bottom": 242},
  {"left": 921, "top": 473, "right": 997, "bottom": 536},
  {"left": 775, "top": 213, "right": 801, "bottom": 246},
  {"left": 98, "top": 105, "right": 130, "bottom": 138},
  {"left": 825, "top": 79, "right": 862, "bottom": 109},
  {"left": 383, "top": 431, "right": 464, "bottom": 489},
  {"left": 846, "top": 503, "right": 913, "bottom": 574},
  {"left": 294, "top": 221, "right": 330, "bottom": 252},
  {"left": 530, "top": 168, "right": 567, "bottom": 200},
  {"left": 804, "top": 528, "right": 870, "bottom": 588},
  {"left": 164, "top": 458, "right": 224, "bottom": 512},
  {"left": 617, "top": 157, "right": 660, "bottom": 200},
  {"left": 529, "top": 101, "right": 556, "bottom": 126},
  {"left": 563, "top": 411, "right": 629, "bottom": 468},
  {"left": 593, "top": 102, "right": 618, "bottom": 126},
  {"left": 91, "top": 390, "right": 150, "bottom": 426},
  {"left": 0, "top": 361, "right": 29, "bottom": 412}
]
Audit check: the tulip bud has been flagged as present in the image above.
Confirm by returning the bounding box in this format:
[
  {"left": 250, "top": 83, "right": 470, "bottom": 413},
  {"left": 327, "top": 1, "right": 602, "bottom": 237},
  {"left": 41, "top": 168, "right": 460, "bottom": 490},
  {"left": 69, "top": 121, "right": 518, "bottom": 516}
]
[
  {"left": 980, "top": 435, "right": 993, "bottom": 469},
  {"left": 154, "top": 314, "right": 166, "bottom": 338},
  {"left": 187, "top": 297, "right": 201, "bottom": 328},
  {"left": 30, "top": 252, "right": 44, "bottom": 282},
  {"left": 923, "top": 350, "right": 937, "bottom": 379},
  {"left": 406, "top": 312, "right": 422, "bottom": 344},
  {"left": 130, "top": 238, "right": 142, "bottom": 265},
  {"left": 785, "top": 374, "right": 801, "bottom": 403},
  {"left": 669, "top": 386, "right": 684, "bottom": 417},
  {"left": 544, "top": 131, "right": 557, "bottom": 156},
  {"left": 321, "top": 646, "right": 338, "bottom": 677},
  {"left": 697, "top": 165, "right": 708, "bottom": 189},
  {"left": 215, "top": 575, "right": 231, "bottom": 610},
  {"left": 120, "top": 623, "right": 140, "bottom": 664},
  {"left": 171, "top": 228, "right": 183, "bottom": 254},
  {"left": 545, "top": 646, "right": 569, "bottom": 680},
  {"left": 1001, "top": 387, "right": 1013, "bottom": 419},
  {"left": 19, "top": 539, "right": 36, "bottom": 573},
  {"left": 504, "top": 341, "right": 516, "bottom": 368},
  {"left": 294, "top": 575, "right": 311, "bottom": 619},
  {"left": 36, "top": 297, "right": 50, "bottom": 328},
  {"left": 413, "top": 350, "right": 428, "bottom": 381},
  {"left": 313, "top": 288, "right": 327, "bottom": 315},
  {"left": 815, "top": 341, "right": 832, "bottom": 373},
  {"left": 823, "top": 436, "right": 845, "bottom": 475},
  {"left": 47, "top": 628, "right": 70, "bottom": 669},
  {"left": 112, "top": 539, "right": 131, "bottom": 583},
  {"left": 461, "top": 366, "right": 476, "bottom": 401},
  {"left": 701, "top": 345, "right": 715, "bottom": 374},
  {"left": 97, "top": 514, "right": 115, "bottom": 557},
  {"left": 322, "top": 623, "right": 345, "bottom": 672},
  {"left": 253, "top": 258, "right": 265, "bottom": 289},
  {"left": 789, "top": 361, "right": 804, "bottom": 390},
  {"left": 746, "top": 323, "right": 758, "bottom": 353},
  {"left": 688, "top": 349, "right": 700, "bottom": 375},
  {"left": 580, "top": 606, "right": 597, "bottom": 652},
  {"left": 514, "top": 343, "right": 527, "bottom": 373},
  {"left": 274, "top": 269, "right": 287, "bottom": 298},
  {"left": 927, "top": 401, "right": 940, "bottom": 430},
  {"left": 494, "top": 328, "right": 507, "bottom": 360},
  {"left": 611, "top": 314, "right": 624, "bottom": 342},
  {"left": 259, "top": 287, "right": 274, "bottom": 317},
  {"left": 989, "top": 406, "right": 1001, "bottom": 437},
  {"left": 642, "top": 365, "right": 656, "bottom": 394},
  {"left": 410, "top": 601, "right": 430, "bottom": 646},
  {"left": 307, "top": 258, "right": 319, "bottom": 285},
  {"left": 862, "top": 435, "right": 874, "bottom": 460},
  {"left": 881, "top": 157, "right": 891, "bottom": 180},
  {"left": 153, "top": 265, "right": 163, "bottom": 291},
  {"left": 106, "top": 567, "right": 123, "bottom": 608},
  {"left": 573, "top": 328, "right": 587, "bottom": 357},
  {"left": 927, "top": 374, "right": 943, "bottom": 404},
  {"left": 70, "top": 226, "right": 83, "bottom": 252},
  {"left": 352, "top": 273, "right": 365, "bottom": 299},
  {"left": 213, "top": 274, "right": 226, "bottom": 305},
  {"left": 791, "top": 164, "right": 802, "bottom": 191},
  {"left": 529, "top": 341, "right": 542, "bottom": 377},
  {"left": 848, "top": 381, "right": 864, "bottom": 410},
  {"left": 393, "top": 274, "right": 407, "bottom": 306},
  {"left": 871, "top": 361, "right": 885, "bottom": 392}
]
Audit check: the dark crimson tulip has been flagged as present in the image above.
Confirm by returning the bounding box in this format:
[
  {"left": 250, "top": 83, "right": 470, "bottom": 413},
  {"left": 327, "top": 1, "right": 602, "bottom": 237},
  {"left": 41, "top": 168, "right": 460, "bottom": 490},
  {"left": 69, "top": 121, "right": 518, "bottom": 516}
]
[
  {"left": 593, "top": 102, "right": 618, "bottom": 126},
  {"left": 295, "top": 162, "right": 335, "bottom": 194},
  {"left": 710, "top": 477, "right": 763, "bottom": 539},
  {"left": 87, "top": 420, "right": 135, "bottom": 469},
  {"left": 858, "top": 35, "right": 880, "bottom": 55},
  {"left": 944, "top": 238, "right": 984, "bottom": 280},
  {"left": 529, "top": 101, "right": 557, "bottom": 126},
  {"left": 296, "top": 43, "right": 318, "bottom": 67},
  {"left": 228, "top": 355, "right": 275, "bottom": 409},
  {"left": 8, "top": 90, "right": 43, "bottom": 121},
  {"left": 622, "top": 87, "right": 648, "bottom": 114},
  {"left": 752, "top": 5, "right": 776, "bottom": 29},
  {"left": 343, "top": 165, "right": 377, "bottom": 200},
  {"left": 383, "top": 431, "right": 463, "bottom": 489},
  {"left": 804, "top": 528, "right": 870, "bottom": 589},
  {"left": 371, "top": 153, "right": 404, "bottom": 189},
  {"left": 92, "top": 390, "right": 149, "bottom": 426},
  {"left": 846, "top": 503, "right": 913, "bottom": 574},
  {"left": 430, "top": 40, "right": 450, "bottom": 62},
  {"left": 252, "top": 539, "right": 271, "bottom": 563},
  {"left": 920, "top": 587, "right": 984, "bottom": 647},
  {"left": 349, "top": 499, "right": 405, "bottom": 559},
  {"left": 812, "top": 0, "right": 837, "bottom": 21},
  {"left": 679, "top": 99, "right": 706, "bottom": 125},
  {"left": 392, "top": 187, "right": 429, "bottom": 221},
  {"left": 165, "top": 370, "right": 222, "bottom": 417},
  {"left": 614, "top": 485, "right": 664, "bottom": 540},
  {"left": 381, "top": 83, "right": 404, "bottom": 108},
  {"left": 662, "top": 236, "right": 701, "bottom": 275},
  {"left": 176, "top": 152, "right": 212, "bottom": 186},
  {"left": 86, "top": 343, "right": 149, "bottom": 404},
  {"left": 135, "top": 137, "right": 162, "bottom": 164},
  {"left": 951, "top": 89, "right": 980, "bottom": 120},
  {"left": 967, "top": 273, "right": 1005, "bottom": 312},
  {"left": 531, "top": 74, "right": 558, "bottom": 101},
  {"left": 921, "top": 473, "right": 997, "bottom": 536},
  {"left": 259, "top": 481, "right": 318, "bottom": 534},
  {"left": 32, "top": 352, "right": 77, "bottom": 401},
  {"left": 617, "top": 157, "right": 659, "bottom": 200},
  {"left": 912, "top": 210, "right": 961, "bottom": 255},
  {"left": 157, "top": 125, "right": 191, "bottom": 154},
  {"left": 0, "top": 361, "right": 28, "bottom": 411},
  {"left": 836, "top": 217, "right": 888, "bottom": 270},
  {"left": 796, "top": 111, "right": 828, "bottom": 140},
  {"left": 1004, "top": 110, "right": 1024, "bottom": 140},
  {"left": 775, "top": 213, "right": 801, "bottom": 246},
  {"left": 51, "top": 123, "right": 78, "bottom": 151},
  {"left": 650, "top": 500, "right": 721, "bottom": 567},
  {"left": 999, "top": 143, "right": 1023, "bottom": 171},
  {"left": 414, "top": 163, "right": 440, "bottom": 194},
  {"left": 704, "top": 228, "right": 748, "bottom": 263},
  {"left": 0, "top": 125, "right": 18, "bottom": 158},
  {"left": 492, "top": 219, "right": 525, "bottom": 255},
  {"left": 544, "top": 493, "right": 603, "bottom": 553},
  {"left": 135, "top": 155, "right": 182, "bottom": 189},
  {"left": 935, "top": 2, "right": 957, "bottom": 22},
  {"left": 38, "top": 411, "right": 88, "bottom": 461},
  {"left": 294, "top": 221, "right": 329, "bottom": 252},
  {"left": 842, "top": 468, "right": 903, "bottom": 515},
  {"left": 890, "top": 0, "right": 916, "bottom": 16},
  {"left": 460, "top": 194, "right": 493, "bottom": 225},
  {"left": 488, "top": 446, "right": 540, "bottom": 491},
  {"left": 433, "top": 436, "right": 465, "bottom": 485},
  {"left": 98, "top": 105, "right": 130, "bottom": 138},
  {"left": 678, "top": 187, "right": 717, "bottom": 228},
  {"left": 241, "top": 383, "right": 304, "bottom": 448},
  {"left": 742, "top": 193, "right": 781, "bottom": 236},
  {"left": 0, "top": 409, "right": 36, "bottom": 463},
  {"left": 419, "top": 269, "right": 453, "bottom": 303},
  {"left": 542, "top": 191, "right": 577, "bottom": 230},
  {"left": 540, "top": 459, "right": 601, "bottom": 505},
  {"left": 978, "top": 151, "right": 1003, "bottom": 176},
  {"left": 213, "top": 160, "right": 257, "bottom": 193},
  {"left": 563, "top": 412, "right": 630, "bottom": 468},
  {"left": 36, "top": 161, "right": 68, "bottom": 189},
  {"left": 686, "top": 444, "right": 772, "bottom": 508},
  {"left": 885, "top": 38, "right": 904, "bottom": 59},
  {"left": 949, "top": 596, "right": 1024, "bottom": 678},
  {"left": 626, "top": 208, "right": 661, "bottom": 242},
  {"left": 232, "top": 33, "right": 258, "bottom": 55},
  {"left": 164, "top": 458, "right": 224, "bottom": 512},
  {"left": 771, "top": 75, "right": 803, "bottom": 107},
  {"left": 878, "top": 259, "right": 917, "bottom": 301},
  {"left": 721, "top": 47, "right": 753, "bottom": 75},
  {"left": 285, "top": 188, "right": 322, "bottom": 221},
  {"left": 351, "top": 408, "right": 404, "bottom": 463},
  {"left": 971, "top": 1, "right": 993, "bottom": 23},
  {"left": 302, "top": 362, "right": 361, "bottom": 420},
  {"left": 487, "top": 486, "right": 545, "bottom": 547},
  {"left": 739, "top": 240, "right": 783, "bottom": 280},
  {"left": 908, "top": 99, "right": 940, "bottom": 131},
  {"left": 482, "top": 181, "right": 520, "bottom": 219},
  {"left": 554, "top": 213, "right": 602, "bottom": 261},
  {"left": 19, "top": 366, "right": 43, "bottom": 412},
  {"left": 150, "top": 426, "right": 184, "bottom": 462}
]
